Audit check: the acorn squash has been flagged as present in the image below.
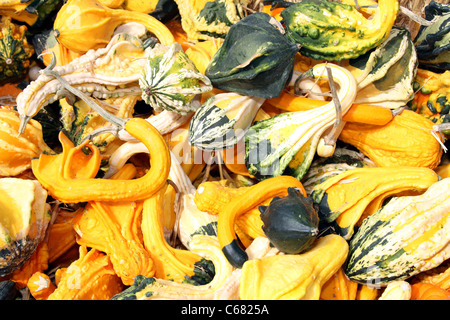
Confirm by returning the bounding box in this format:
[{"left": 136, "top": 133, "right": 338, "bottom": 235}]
[
  {"left": 259, "top": 187, "right": 319, "bottom": 254},
  {"left": 205, "top": 12, "right": 299, "bottom": 99}
]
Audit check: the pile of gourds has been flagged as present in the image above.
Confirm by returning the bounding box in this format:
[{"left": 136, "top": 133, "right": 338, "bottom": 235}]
[{"left": 0, "top": 0, "right": 450, "bottom": 301}]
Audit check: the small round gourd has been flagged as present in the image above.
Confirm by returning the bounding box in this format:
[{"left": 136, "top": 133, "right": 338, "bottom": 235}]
[{"left": 259, "top": 187, "right": 319, "bottom": 254}]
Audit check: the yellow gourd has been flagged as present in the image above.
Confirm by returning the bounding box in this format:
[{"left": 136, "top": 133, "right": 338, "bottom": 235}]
[{"left": 53, "top": 0, "right": 175, "bottom": 54}]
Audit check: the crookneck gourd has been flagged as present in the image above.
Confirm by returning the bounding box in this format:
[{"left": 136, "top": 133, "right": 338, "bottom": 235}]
[
  {"left": 205, "top": 12, "right": 299, "bottom": 99},
  {"left": 345, "top": 177, "right": 450, "bottom": 286},
  {"left": 0, "top": 17, "right": 34, "bottom": 84},
  {"left": 239, "top": 234, "right": 349, "bottom": 300},
  {"left": 280, "top": 0, "right": 399, "bottom": 61},
  {"left": 52, "top": 0, "right": 174, "bottom": 54},
  {"left": 188, "top": 92, "right": 265, "bottom": 151},
  {"left": 139, "top": 42, "right": 213, "bottom": 115},
  {"left": 73, "top": 164, "right": 155, "bottom": 286},
  {"left": 311, "top": 166, "right": 439, "bottom": 240},
  {"left": 0, "top": 178, "right": 50, "bottom": 277},
  {"left": 244, "top": 63, "right": 357, "bottom": 180},
  {"left": 338, "top": 109, "right": 444, "bottom": 169},
  {"left": 217, "top": 175, "right": 306, "bottom": 268}
]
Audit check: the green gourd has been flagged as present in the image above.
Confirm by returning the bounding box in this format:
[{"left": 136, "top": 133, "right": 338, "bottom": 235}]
[{"left": 259, "top": 187, "right": 319, "bottom": 254}]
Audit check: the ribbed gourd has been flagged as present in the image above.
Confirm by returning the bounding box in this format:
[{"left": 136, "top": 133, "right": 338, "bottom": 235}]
[
  {"left": 345, "top": 177, "right": 450, "bottom": 286},
  {"left": 139, "top": 42, "right": 213, "bottom": 115},
  {"left": 0, "top": 178, "right": 50, "bottom": 277},
  {"left": 0, "top": 17, "right": 34, "bottom": 84},
  {"left": 0, "top": 0, "right": 62, "bottom": 28},
  {"left": 280, "top": 0, "right": 399, "bottom": 61}
]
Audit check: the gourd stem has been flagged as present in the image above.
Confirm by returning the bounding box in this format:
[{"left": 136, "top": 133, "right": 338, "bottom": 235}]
[
  {"left": 79, "top": 126, "right": 121, "bottom": 145},
  {"left": 433, "top": 123, "right": 450, "bottom": 132},
  {"left": 323, "top": 66, "right": 344, "bottom": 146},
  {"left": 41, "top": 54, "right": 127, "bottom": 129}
]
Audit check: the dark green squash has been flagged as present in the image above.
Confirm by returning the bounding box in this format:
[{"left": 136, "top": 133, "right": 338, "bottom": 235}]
[
  {"left": 414, "top": 1, "right": 450, "bottom": 72},
  {"left": 205, "top": 12, "right": 299, "bottom": 99},
  {"left": 259, "top": 187, "right": 319, "bottom": 254}
]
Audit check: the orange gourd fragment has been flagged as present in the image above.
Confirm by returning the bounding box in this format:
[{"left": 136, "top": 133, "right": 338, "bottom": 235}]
[
  {"left": 47, "top": 246, "right": 123, "bottom": 300},
  {"left": 27, "top": 272, "right": 56, "bottom": 300},
  {"left": 410, "top": 282, "right": 450, "bottom": 300}
]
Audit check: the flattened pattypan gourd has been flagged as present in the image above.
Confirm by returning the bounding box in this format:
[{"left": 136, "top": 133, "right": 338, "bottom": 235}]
[
  {"left": 139, "top": 42, "right": 213, "bottom": 115},
  {"left": 280, "top": 0, "right": 399, "bottom": 61}
]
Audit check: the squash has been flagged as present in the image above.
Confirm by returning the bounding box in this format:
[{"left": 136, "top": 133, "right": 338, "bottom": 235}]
[
  {"left": 0, "top": 17, "right": 34, "bottom": 84},
  {"left": 244, "top": 63, "right": 357, "bottom": 180},
  {"left": 47, "top": 210, "right": 78, "bottom": 264},
  {"left": 410, "top": 282, "right": 450, "bottom": 300},
  {"left": 188, "top": 92, "right": 265, "bottom": 151},
  {"left": 378, "top": 281, "right": 411, "bottom": 300},
  {"left": 0, "top": 0, "right": 62, "bottom": 28},
  {"left": 413, "top": 1, "right": 450, "bottom": 72},
  {"left": 73, "top": 165, "right": 155, "bottom": 286},
  {"left": 239, "top": 234, "right": 349, "bottom": 300},
  {"left": 280, "top": 0, "right": 399, "bottom": 61},
  {"left": 140, "top": 182, "right": 209, "bottom": 283},
  {"left": 338, "top": 109, "right": 444, "bottom": 169},
  {"left": 205, "top": 12, "right": 299, "bottom": 99},
  {"left": 259, "top": 187, "right": 319, "bottom": 254},
  {"left": 47, "top": 246, "right": 123, "bottom": 300},
  {"left": 0, "top": 178, "right": 50, "bottom": 277},
  {"left": 345, "top": 177, "right": 450, "bottom": 286},
  {"left": 311, "top": 166, "right": 439, "bottom": 240},
  {"left": 139, "top": 42, "right": 213, "bottom": 115},
  {"left": 0, "top": 108, "right": 54, "bottom": 177},
  {"left": 409, "top": 69, "right": 450, "bottom": 136},
  {"left": 343, "top": 27, "right": 418, "bottom": 109},
  {"left": 413, "top": 260, "right": 450, "bottom": 290},
  {"left": 218, "top": 175, "right": 306, "bottom": 268},
  {"left": 301, "top": 147, "right": 376, "bottom": 195},
  {"left": 174, "top": 0, "right": 249, "bottom": 41},
  {"left": 320, "top": 267, "right": 359, "bottom": 300},
  {"left": 53, "top": 0, "right": 174, "bottom": 54}
]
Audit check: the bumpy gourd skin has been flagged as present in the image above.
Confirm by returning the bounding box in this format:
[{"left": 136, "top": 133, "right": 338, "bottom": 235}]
[{"left": 281, "top": 0, "right": 399, "bottom": 61}]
